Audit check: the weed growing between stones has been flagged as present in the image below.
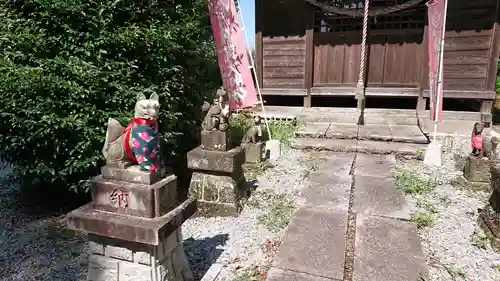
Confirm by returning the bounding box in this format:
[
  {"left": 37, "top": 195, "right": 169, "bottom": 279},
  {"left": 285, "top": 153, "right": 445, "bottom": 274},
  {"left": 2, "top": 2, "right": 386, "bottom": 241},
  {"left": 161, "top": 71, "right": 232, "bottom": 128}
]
[
  {"left": 266, "top": 120, "right": 297, "bottom": 147},
  {"left": 416, "top": 198, "right": 438, "bottom": 214},
  {"left": 243, "top": 162, "right": 272, "bottom": 181},
  {"left": 411, "top": 212, "right": 435, "bottom": 229},
  {"left": 248, "top": 189, "right": 297, "bottom": 233},
  {"left": 392, "top": 168, "right": 436, "bottom": 195},
  {"left": 470, "top": 229, "right": 489, "bottom": 250},
  {"left": 442, "top": 263, "right": 467, "bottom": 280}
]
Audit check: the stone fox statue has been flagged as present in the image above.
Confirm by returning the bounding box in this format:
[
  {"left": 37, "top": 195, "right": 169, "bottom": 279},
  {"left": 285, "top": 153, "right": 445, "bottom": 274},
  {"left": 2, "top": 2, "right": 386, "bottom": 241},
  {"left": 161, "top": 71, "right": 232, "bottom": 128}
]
[{"left": 102, "top": 93, "right": 162, "bottom": 172}]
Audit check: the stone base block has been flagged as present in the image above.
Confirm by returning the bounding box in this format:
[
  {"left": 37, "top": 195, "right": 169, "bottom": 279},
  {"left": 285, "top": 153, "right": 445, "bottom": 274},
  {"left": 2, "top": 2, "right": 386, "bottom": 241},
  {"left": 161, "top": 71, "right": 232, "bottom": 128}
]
[
  {"left": 87, "top": 229, "right": 193, "bottom": 281},
  {"left": 66, "top": 198, "right": 197, "bottom": 245},
  {"left": 187, "top": 146, "right": 244, "bottom": 173},
  {"left": 188, "top": 171, "right": 247, "bottom": 216},
  {"left": 464, "top": 156, "right": 491, "bottom": 182},
  {"left": 201, "top": 130, "right": 229, "bottom": 151},
  {"left": 102, "top": 164, "right": 166, "bottom": 185},
  {"left": 243, "top": 142, "right": 264, "bottom": 163},
  {"left": 479, "top": 206, "right": 500, "bottom": 252},
  {"left": 91, "top": 174, "right": 178, "bottom": 218}
]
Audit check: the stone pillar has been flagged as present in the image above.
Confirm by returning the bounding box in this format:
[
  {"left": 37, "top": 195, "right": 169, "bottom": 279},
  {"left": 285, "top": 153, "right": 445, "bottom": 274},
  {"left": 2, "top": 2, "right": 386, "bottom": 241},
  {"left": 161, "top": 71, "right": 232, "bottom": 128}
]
[
  {"left": 243, "top": 142, "right": 264, "bottom": 164},
  {"left": 66, "top": 164, "right": 196, "bottom": 281},
  {"left": 187, "top": 129, "right": 247, "bottom": 216},
  {"left": 480, "top": 164, "right": 500, "bottom": 251},
  {"left": 464, "top": 155, "right": 492, "bottom": 183}
]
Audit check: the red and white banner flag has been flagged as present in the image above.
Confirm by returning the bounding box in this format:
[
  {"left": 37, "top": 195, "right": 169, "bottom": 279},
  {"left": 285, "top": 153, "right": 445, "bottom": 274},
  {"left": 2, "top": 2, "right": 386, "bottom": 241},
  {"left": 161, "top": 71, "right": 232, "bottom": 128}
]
[
  {"left": 207, "top": 0, "right": 257, "bottom": 111},
  {"left": 427, "top": 0, "right": 448, "bottom": 121}
]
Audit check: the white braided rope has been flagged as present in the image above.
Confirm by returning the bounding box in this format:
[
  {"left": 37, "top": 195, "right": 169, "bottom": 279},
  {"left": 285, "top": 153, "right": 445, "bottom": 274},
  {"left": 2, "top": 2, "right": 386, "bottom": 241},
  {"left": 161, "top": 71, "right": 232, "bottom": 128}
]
[
  {"left": 305, "top": 0, "right": 425, "bottom": 17},
  {"left": 355, "top": 0, "right": 370, "bottom": 100}
]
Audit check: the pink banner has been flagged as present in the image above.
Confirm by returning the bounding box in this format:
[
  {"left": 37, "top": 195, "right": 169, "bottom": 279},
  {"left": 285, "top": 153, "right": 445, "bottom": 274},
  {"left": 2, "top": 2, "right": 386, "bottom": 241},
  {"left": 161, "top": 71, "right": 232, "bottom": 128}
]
[
  {"left": 427, "top": 0, "right": 447, "bottom": 121},
  {"left": 207, "top": 0, "right": 257, "bottom": 111}
]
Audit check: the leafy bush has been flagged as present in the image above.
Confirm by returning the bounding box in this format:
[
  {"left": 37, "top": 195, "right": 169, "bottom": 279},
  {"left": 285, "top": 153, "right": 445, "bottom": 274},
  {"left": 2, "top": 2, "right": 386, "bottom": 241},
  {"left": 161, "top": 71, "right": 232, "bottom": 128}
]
[{"left": 0, "top": 0, "right": 220, "bottom": 197}]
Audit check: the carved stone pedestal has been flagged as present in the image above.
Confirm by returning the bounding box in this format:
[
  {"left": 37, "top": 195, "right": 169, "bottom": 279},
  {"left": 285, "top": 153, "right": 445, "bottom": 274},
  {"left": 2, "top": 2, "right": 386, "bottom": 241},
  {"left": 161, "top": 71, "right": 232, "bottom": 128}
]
[
  {"left": 480, "top": 164, "right": 500, "bottom": 251},
  {"left": 201, "top": 130, "right": 229, "bottom": 151},
  {"left": 243, "top": 142, "right": 264, "bottom": 163},
  {"left": 464, "top": 155, "right": 492, "bottom": 182},
  {"left": 66, "top": 166, "right": 196, "bottom": 281},
  {"left": 187, "top": 146, "right": 247, "bottom": 216}
]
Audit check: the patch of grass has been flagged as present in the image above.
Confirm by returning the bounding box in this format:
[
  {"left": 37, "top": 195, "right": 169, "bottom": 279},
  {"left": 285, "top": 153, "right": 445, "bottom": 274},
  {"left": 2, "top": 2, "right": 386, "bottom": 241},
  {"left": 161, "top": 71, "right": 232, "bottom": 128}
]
[
  {"left": 470, "top": 230, "right": 489, "bottom": 250},
  {"left": 415, "top": 148, "right": 425, "bottom": 161},
  {"left": 299, "top": 151, "right": 322, "bottom": 172},
  {"left": 229, "top": 111, "right": 256, "bottom": 146},
  {"left": 442, "top": 263, "right": 467, "bottom": 280},
  {"left": 243, "top": 162, "right": 271, "bottom": 181},
  {"left": 416, "top": 198, "right": 438, "bottom": 214},
  {"left": 252, "top": 190, "right": 297, "bottom": 233},
  {"left": 233, "top": 273, "right": 263, "bottom": 281},
  {"left": 393, "top": 168, "right": 436, "bottom": 195},
  {"left": 266, "top": 120, "right": 297, "bottom": 146},
  {"left": 411, "top": 212, "right": 435, "bottom": 229}
]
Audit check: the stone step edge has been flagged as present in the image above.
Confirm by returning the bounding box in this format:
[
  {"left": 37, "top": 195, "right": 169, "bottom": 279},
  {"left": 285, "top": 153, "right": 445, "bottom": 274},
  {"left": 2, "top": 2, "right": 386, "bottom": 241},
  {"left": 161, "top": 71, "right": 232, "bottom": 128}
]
[
  {"left": 295, "top": 131, "right": 429, "bottom": 144},
  {"left": 291, "top": 138, "right": 427, "bottom": 156}
]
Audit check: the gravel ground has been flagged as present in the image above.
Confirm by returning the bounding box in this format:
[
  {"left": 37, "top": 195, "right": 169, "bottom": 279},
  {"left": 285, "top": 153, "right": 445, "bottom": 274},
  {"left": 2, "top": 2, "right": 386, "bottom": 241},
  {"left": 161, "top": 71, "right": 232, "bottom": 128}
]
[
  {"left": 0, "top": 147, "right": 308, "bottom": 281},
  {"left": 184, "top": 147, "right": 308, "bottom": 281},
  {"left": 397, "top": 135, "right": 500, "bottom": 281}
]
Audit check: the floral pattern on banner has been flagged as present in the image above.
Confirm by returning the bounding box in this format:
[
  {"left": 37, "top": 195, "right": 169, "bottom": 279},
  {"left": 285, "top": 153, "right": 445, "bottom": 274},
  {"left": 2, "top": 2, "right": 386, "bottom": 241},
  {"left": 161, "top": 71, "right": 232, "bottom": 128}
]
[
  {"left": 208, "top": 0, "right": 257, "bottom": 111},
  {"left": 427, "top": 0, "right": 447, "bottom": 121}
]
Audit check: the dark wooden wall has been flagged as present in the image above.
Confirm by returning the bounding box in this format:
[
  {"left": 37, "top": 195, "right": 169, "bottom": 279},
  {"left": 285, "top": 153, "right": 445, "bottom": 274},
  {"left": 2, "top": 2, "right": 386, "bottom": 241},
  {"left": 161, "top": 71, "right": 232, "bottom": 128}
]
[{"left": 256, "top": 0, "right": 500, "bottom": 106}]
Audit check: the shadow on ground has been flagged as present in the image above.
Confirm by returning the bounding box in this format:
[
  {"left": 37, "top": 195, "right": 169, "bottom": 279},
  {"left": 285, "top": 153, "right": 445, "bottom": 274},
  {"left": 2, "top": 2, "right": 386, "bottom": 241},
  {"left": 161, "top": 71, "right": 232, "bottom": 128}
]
[{"left": 183, "top": 234, "right": 229, "bottom": 281}]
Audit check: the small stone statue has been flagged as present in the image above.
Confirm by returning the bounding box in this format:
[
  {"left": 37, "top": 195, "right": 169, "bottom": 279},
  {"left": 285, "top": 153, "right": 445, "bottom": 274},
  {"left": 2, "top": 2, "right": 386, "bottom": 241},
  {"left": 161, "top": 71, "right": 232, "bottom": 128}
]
[
  {"left": 102, "top": 93, "right": 163, "bottom": 172},
  {"left": 483, "top": 136, "right": 500, "bottom": 160},
  {"left": 202, "top": 87, "right": 230, "bottom": 131},
  {"left": 242, "top": 116, "right": 264, "bottom": 145},
  {"left": 471, "top": 122, "right": 485, "bottom": 157}
]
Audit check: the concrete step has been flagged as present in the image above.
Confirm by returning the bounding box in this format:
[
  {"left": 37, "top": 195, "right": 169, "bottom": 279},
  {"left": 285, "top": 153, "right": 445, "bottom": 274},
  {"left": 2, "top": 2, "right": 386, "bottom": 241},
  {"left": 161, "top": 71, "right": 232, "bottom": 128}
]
[
  {"left": 296, "top": 123, "right": 429, "bottom": 144},
  {"left": 291, "top": 138, "right": 427, "bottom": 156}
]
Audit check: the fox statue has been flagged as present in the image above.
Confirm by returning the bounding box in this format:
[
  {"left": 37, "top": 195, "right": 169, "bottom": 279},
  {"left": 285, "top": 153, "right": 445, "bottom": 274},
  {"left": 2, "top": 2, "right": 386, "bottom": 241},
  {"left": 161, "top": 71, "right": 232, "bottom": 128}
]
[{"left": 102, "top": 93, "right": 163, "bottom": 172}]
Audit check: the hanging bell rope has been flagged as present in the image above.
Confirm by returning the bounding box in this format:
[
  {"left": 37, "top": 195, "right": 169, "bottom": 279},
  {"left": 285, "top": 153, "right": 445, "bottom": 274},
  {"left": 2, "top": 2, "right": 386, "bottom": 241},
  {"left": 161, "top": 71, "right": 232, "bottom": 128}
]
[{"left": 304, "top": 0, "right": 425, "bottom": 17}]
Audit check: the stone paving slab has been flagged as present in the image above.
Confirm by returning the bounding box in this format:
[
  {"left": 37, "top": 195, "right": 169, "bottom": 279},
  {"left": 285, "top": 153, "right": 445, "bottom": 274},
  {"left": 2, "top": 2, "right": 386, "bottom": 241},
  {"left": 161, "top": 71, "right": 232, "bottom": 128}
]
[
  {"left": 352, "top": 175, "right": 410, "bottom": 220},
  {"left": 325, "top": 123, "right": 358, "bottom": 139},
  {"left": 300, "top": 174, "right": 351, "bottom": 212},
  {"left": 292, "top": 138, "right": 426, "bottom": 156},
  {"left": 273, "top": 207, "right": 347, "bottom": 280},
  {"left": 389, "top": 125, "right": 428, "bottom": 144},
  {"left": 313, "top": 152, "right": 355, "bottom": 177},
  {"left": 296, "top": 122, "right": 330, "bottom": 138},
  {"left": 358, "top": 124, "right": 392, "bottom": 141},
  {"left": 266, "top": 267, "right": 340, "bottom": 281},
  {"left": 355, "top": 154, "right": 396, "bottom": 178},
  {"left": 353, "top": 214, "right": 428, "bottom": 281}
]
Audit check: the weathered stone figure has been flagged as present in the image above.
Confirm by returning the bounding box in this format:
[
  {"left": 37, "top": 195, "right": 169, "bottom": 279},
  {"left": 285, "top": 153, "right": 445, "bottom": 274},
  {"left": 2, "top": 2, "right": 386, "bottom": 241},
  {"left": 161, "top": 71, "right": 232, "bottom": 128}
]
[
  {"left": 201, "top": 87, "right": 230, "bottom": 132},
  {"left": 479, "top": 163, "right": 500, "bottom": 251},
  {"left": 471, "top": 122, "right": 485, "bottom": 157},
  {"left": 465, "top": 122, "right": 500, "bottom": 183},
  {"left": 242, "top": 115, "right": 265, "bottom": 163},
  {"left": 103, "top": 92, "right": 162, "bottom": 172},
  {"left": 66, "top": 92, "right": 196, "bottom": 281},
  {"left": 187, "top": 87, "right": 247, "bottom": 216}
]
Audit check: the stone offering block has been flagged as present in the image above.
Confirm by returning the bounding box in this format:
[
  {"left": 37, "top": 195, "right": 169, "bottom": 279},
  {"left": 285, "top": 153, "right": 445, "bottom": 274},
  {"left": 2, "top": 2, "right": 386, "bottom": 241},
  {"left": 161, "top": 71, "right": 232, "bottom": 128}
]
[
  {"left": 189, "top": 171, "right": 247, "bottom": 216},
  {"left": 91, "top": 174, "right": 178, "bottom": 219},
  {"left": 244, "top": 142, "right": 264, "bottom": 163},
  {"left": 479, "top": 206, "right": 500, "bottom": 252},
  {"left": 187, "top": 146, "right": 244, "bottom": 173},
  {"left": 102, "top": 164, "right": 165, "bottom": 185},
  {"left": 86, "top": 223, "right": 193, "bottom": 281},
  {"left": 464, "top": 155, "right": 491, "bottom": 183},
  {"left": 67, "top": 197, "right": 197, "bottom": 246},
  {"left": 201, "top": 130, "right": 229, "bottom": 151}
]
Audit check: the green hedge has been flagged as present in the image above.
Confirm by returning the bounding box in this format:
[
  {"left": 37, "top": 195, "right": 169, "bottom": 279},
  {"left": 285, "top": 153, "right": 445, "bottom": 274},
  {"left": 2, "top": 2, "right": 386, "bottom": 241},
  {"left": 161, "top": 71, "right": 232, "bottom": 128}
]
[{"left": 0, "top": 0, "right": 221, "bottom": 194}]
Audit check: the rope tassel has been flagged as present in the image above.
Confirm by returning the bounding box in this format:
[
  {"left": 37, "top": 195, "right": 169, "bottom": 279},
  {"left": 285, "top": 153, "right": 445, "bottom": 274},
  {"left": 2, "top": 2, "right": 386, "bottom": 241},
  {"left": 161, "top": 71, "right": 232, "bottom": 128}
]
[{"left": 356, "top": 0, "right": 370, "bottom": 125}]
